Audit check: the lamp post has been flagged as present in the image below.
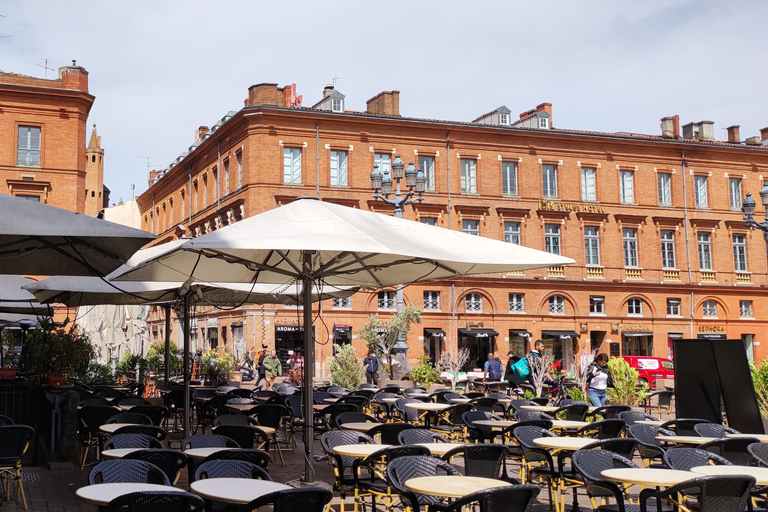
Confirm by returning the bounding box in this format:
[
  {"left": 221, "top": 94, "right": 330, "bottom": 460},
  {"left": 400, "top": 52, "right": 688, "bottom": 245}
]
[
  {"left": 371, "top": 154, "right": 427, "bottom": 362},
  {"left": 742, "top": 181, "right": 768, "bottom": 272}
]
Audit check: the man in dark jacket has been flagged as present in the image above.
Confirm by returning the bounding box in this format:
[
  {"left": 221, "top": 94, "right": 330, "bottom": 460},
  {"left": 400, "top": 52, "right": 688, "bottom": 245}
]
[
  {"left": 363, "top": 351, "right": 379, "bottom": 385},
  {"left": 504, "top": 350, "right": 521, "bottom": 387},
  {"left": 484, "top": 352, "right": 503, "bottom": 381},
  {"left": 254, "top": 350, "right": 267, "bottom": 388}
]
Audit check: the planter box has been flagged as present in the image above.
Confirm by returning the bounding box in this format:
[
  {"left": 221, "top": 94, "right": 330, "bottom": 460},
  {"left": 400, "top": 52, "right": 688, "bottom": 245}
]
[{"left": 0, "top": 368, "right": 17, "bottom": 381}]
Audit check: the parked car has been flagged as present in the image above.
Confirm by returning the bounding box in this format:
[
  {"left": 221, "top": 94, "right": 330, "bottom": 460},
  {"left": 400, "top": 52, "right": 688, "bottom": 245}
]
[{"left": 621, "top": 356, "right": 674, "bottom": 388}]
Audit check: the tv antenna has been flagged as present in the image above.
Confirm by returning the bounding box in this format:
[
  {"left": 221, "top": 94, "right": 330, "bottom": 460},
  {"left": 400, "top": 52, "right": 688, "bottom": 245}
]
[
  {"left": 36, "top": 58, "right": 54, "bottom": 79},
  {"left": 332, "top": 75, "right": 346, "bottom": 87},
  {"left": 139, "top": 156, "right": 156, "bottom": 172}
]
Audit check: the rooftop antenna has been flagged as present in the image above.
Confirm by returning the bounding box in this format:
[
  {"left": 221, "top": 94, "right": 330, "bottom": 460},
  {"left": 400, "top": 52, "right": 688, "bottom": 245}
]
[
  {"left": 36, "top": 58, "right": 54, "bottom": 79},
  {"left": 332, "top": 75, "right": 346, "bottom": 87},
  {"left": 0, "top": 14, "right": 11, "bottom": 40},
  {"left": 139, "top": 156, "right": 155, "bottom": 172}
]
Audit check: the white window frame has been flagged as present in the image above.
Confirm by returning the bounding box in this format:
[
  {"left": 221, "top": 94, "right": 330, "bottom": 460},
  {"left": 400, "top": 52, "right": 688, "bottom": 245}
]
[
  {"left": 694, "top": 175, "right": 709, "bottom": 208},
  {"left": 667, "top": 298, "right": 681, "bottom": 317},
  {"left": 542, "top": 164, "right": 558, "bottom": 198},
  {"left": 419, "top": 155, "right": 436, "bottom": 192},
  {"left": 509, "top": 293, "right": 525, "bottom": 313},
  {"left": 623, "top": 228, "right": 638, "bottom": 267},
  {"left": 377, "top": 291, "right": 395, "bottom": 310},
  {"left": 702, "top": 299, "right": 717, "bottom": 318},
  {"left": 423, "top": 291, "right": 440, "bottom": 311},
  {"left": 462, "top": 219, "right": 480, "bottom": 236},
  {"left": 539, "top": 117, "right": 549, "bottom": 129},
  {"left": 627, "top": 298, "right": 643, "bottom": 316},
  {"left": 236, "top": 151, "right": 243, "bottom": 189},
  {"left": 620, "top": 170, "right": 635, "bottom": 204},
  {"left": 545, "top": 223, "right": 561, "bottom": 255},
  {"left": 740, "top": 300, "right": 753, "bottom": 318},
  {"left": 420, "top": 217, "right": 437, "bottom": 226},
  {"left": 549, "top": 295, "right": 565, "bottom": 315},
  {"left": 584, "top": 226, "right": 601, "bottom": 266},
  {"left": 661, "top": 230, "right": 676, "bottom": 269},
  {"left": 333, "top": 297, "right": 351, "bottom": 309},
  {"left": 283, "top": 147, "right": 302, "bottom": 184},
  {"left": 330, "top": 150, "right": 348, "bottom": 187},
  {"left": 733, "top": 233, "right": 748, "bottom": 272},
  {"left": 589, "top": 296, "right": 605, "bottom": 315},
  {"left": 331, "top": 97, "right": 343, "bottom": 112},
  {"left": 17, "top": 126, "right": 41, "bottom": 167},
  {"left": 502, "top": 161, "right": 518, "bottom": 196},
  {"left": 465, "top": 293, "right": 482, "bottom": 313},
  {"left": 730, "top": 178, "right": 743, "bottom": 211},
  {"left": 460, "top": 159, "right": 477, "bottom": 194},
  {"left": 224, "top": 159, "right": 230, "bottom": 195},
  {"left": 581, "top": 167, "right": 596, "bottom": 201},
  {"left": 658, "top": 172, "right": 672, "bottom": 206},
  {"left": 374, "top": 153, "right": 392, "bottom": 177},
  {"left": 504, "top": 221, "right": 520, "bottom": 244},
  {"left": 499, "top": 113, "right": 509, "bottom": 125},
  {"left": 697, "top": 232, "right": 712, "bottom": 270}
]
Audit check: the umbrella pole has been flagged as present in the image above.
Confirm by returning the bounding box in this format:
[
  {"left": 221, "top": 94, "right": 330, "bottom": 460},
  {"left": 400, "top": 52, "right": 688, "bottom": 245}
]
[
  {"left": 301, "top": 257, "right": 315, "bottom": 484},
  {"left": 164, "top": 305, "right": 171, "bottom": 385},
  {"left": 183, "top": 293, "right": 191, "bottom": 439}
]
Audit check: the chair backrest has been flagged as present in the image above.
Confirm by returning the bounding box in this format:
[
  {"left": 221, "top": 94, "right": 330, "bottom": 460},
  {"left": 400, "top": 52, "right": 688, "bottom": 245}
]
[
  {"left": 462, "top": 411, "right": 503, "bottom": 441},
  {"left": 443, "top": 444, "right": 509, "bottom": 479},
  {"left": 387, "top": 455, "right": 460, "bottom": 500},
  {"left": 113, "top": 424, "right": 167, "bottom": 441},
  {"left": 618, "top": 410, "right": 657, "bottom": 426},
  {"left": 663, "top": 447, "right": 732, "bottom": 471},
  {"left": 471, "top": 397, "right": 499, "bottom": 413},
  {"left": 571, "top": 449, "right": 637, "bottom": 484},
  {"left": 555, "top": 403, "right": 589, "bottom": 421},
  {"left": 627, "top": 424, "right": 672, "bottom": 449},
  {"left": 748, "top": 442, "right": 768, "bottom": 467},
  {"left": 0, "top": 425, "right": 33, "bottom": 462},
  {"left": 203, "top": 448, "right": 271, "bottom": 469},
  {"left": 89, "top": 459, "right": 170, "bottom": 485},
  {"left": 214, "top": 414, "right": 250, "bottom": 427},
  {"left": 349, "top": 390, "right": 375, "bottom": 400},
  {"left": 227, "top": 388, "right": 253, "bottom": 399},
  {"left": 212, "top": 425, "right": 269, "bottom": 451},
  {"left": 684, "top": 475, "right": 755, "bottom": 512},
  {"left": 698, "top": 437, "right": 759, "bottom": 465},
  {"left": 226, "top": 396, "right": 256, "bottom": 405},
  {"left": 582, "top": 438, "right": 638, "bottom": 461},
  {"left": 181, "top": 434, "right": 240, "bottom": 450},
  {"left": 441, "top": 485, "right": 540, "bottom": 512},
  {"left": 80, "top": 397, "right": 112, "bottom": 408},
  {"left": 513, "top": 410, "right": 554, "bottom": 421},
  {"left": 660, "top": 418, "right": 710, "bottom": 436},
  {"left": 367, "top": 423, "right": 416, "bottom": 445},
  {"left": 693, "top": 423, "right": 739, "bottom": 437},
  {"left": 285, "top": 395, "right": 303, "bottom": 419},
  {"left": 0, "top": 415, "right": 14, "bottom": 426},
  {"left": 445, "top": 403, "right": 473, "bottom": 426},
  {"left": 124, "top": 449, "right": 188, "bottom": 486},
  {"left": 105, "top": 412, "right": 154, "bottom": 425},
  {"left": 578, "top": 419, "right": 626, "bottom": 440},
  {"left": 512, "top": 425, "right": 555, "bottom": 450},
  {"left": 251, "top": 404, "right": 289, "bottom": 429},
  {"left": 241, "top": 487, "right": 333, "bottom": 512},
  {"left": 128, "top": 406, "right": 168, "bottom": 426},
  {"left": 380, "top": 385, "right": 403, "bottom": 394},
  {"left": 113, "top": 396, "right": 151, "bottom": 406},
  {"left": 559, "top": 399, "right": 589, "bottom": 407},
  {"left": 321, "top": 430, "right": 374, "bottom": 473},
  {"left": 508, "top": 400, "right": 536, "bottom": 412},
  {"left": 333, "top": 411, "right": 377, "bottom": 428},
  {"left": 80, "top": 405, "right": 121, "bottom": 435},
  {"left": 337, "top": 395, "right": 369, "bottom": 410},
  {"left": 395, "top": 398, "right": 423, "bottom": 422},
  {"left": 94, "top": 388, "right": 127, "bottom": 399},
  {"left": 592, "top": 405, "right": 631, "bottom": 419},
  {"left": 103, "top": 433, "right": 162, "bottom": 450},
  {"left": 194, "top": 459, "right": 271, "bottom": 481},
  {"left": 398, "top": 429, "right": 448, "bottom": 445},
  {"left": 104, "top": 490, "right": 204, "bottom": 512},
  {"left": 434, "top": 392, "right": 460, "bottom": 404},
  {"left": 374, "top": 392, "right": 399, "bottom": 404},
  {"left": 320, "top": 404, "right": 359, "bottom": 426}
]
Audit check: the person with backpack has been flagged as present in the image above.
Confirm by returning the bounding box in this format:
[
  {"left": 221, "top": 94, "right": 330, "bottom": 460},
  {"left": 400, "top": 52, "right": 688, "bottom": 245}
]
[
  {"left": 505, "top": 350, "right": 521, "bottom": 388},
  {"left": 484, "top": 352, "right": 503, "bottom": 381}
]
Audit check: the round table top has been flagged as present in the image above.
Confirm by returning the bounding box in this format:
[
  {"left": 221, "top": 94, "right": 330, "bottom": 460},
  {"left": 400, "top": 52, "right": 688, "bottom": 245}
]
[
  {"left": 184, "top": 447, "right": 231, "bottom": 459},
  {"left": 550, "top": 420, "right": 590, "bottom": 430},
  {"left": 76, "top": 483, "right": 183, "bottom": 506},
  {"left": 449, "top": 398, "right": 472, "bottom": 403},
  {"left": 380, "top": 397, "right": 400, "bottom": 404},
  {"left": 520, "top": 405, "right": 560, "bottom": 412},
  {"left": 635, "top": 419, "right": 664, "bottom": 426},
  {"left": 313, "top": 404, "right": 329, "bottom": 410},
  {"left": 117, "top": 404, "right": 136, "bottom": 411},
  {"left": 249, "top": 425, "right": 276, "bottom": 435},
  {"left": 99, "top": 423, "right": 140, "bottom": 434},
  {"left": 727, "top": 433, "right": 768, "bottom": 443},
  {"left": 601, "top": 468, "right": 695, "bottom": 486},
  {"left": 333, "top": 444, "right": 391, "bottom": 457},
  {"left": 691, "top": 465, "right": 768, "bottom": 485},
  {"left": 416, "top": 442, "right": 466, "bottom": 456},
  {"left": 473, "top": 420, "right": 516, "bottom": 429},
  {"left": 190, "top": 478, "right": 290, "bottom": 504},
  {"left": 404, "top": 403, "right": 450, "bottom": 411},
  {"left": 102, "top": 448, "right": 143, "bottom": 460},
  {"left": 226, "top": 403, "right": 257, "bottom": 412},
  {"left": 339, "top": 422, "right": 382, "bottom": 433},
  {"left": 404, "top": 475, "right": 512, "bottom": 498},
  {"left": 533, "top": 437, "right": 596, "bottom": 451},
  {"left": 655, "top": 435, "right": 716, "bottom": 445},
  {"left": 324, "top": 397, "right": 339, "bottom": 403}
]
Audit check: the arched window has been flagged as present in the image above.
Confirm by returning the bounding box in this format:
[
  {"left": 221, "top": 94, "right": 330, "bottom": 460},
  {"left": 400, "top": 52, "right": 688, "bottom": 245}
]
[
  {"left": 549, "top": 295, "right": 564, "bottom": 314},
  {"left": 703, "top": 300, "right": 717, "bottom": 318},
  {"left": 465, "top": 293, "right": 482, "bottom": 312}
]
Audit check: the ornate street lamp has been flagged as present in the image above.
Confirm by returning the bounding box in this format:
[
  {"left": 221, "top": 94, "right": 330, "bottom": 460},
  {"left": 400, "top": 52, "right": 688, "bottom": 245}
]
[
  {"left": 743, "top": 181, "right": 768, "bottom": 268},
  {"left": 370, "top": 154, "right": 427, "bottom": 360}
]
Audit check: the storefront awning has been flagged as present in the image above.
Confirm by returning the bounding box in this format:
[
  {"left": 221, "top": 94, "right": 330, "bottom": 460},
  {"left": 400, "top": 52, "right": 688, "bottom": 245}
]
[
  {"left": 509, "top": 329, "right": 531, "bottom": 338},
  {"left": 458, "top": 328, "right": 499, "bottom": 338},
  {"left": 541, "top": 330, "right": 581, "bottom": 339},
  {"left": 622, "top": 332, "right": 653, "bottom": 337},
  {"left": 424, "top": 328, "right": 446, "bottom": 338}
]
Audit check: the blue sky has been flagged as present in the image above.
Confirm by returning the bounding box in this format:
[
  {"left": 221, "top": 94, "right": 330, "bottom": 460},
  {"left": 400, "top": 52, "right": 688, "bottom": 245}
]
[{"left": 2, "top": 0, "right": 766, "bottom": 203}]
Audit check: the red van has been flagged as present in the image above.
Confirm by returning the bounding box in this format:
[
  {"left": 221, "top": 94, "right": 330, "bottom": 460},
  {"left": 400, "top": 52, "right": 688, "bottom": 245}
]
[{"left": 621, "top": 356, "right": 674, "bottom": 388}]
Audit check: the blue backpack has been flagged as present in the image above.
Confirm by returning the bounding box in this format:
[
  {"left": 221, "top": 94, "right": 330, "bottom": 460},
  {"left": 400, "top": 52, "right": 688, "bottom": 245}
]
[{"left": 512, "top": 357, "right": 530, "bottom": 382}]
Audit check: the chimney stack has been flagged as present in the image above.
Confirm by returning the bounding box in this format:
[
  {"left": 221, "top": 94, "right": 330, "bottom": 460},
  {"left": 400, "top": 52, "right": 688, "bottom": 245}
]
[
  {"left": 366, "top": 90, "right": 400, "bottom": 117},
  {"left": 726, "top": 125, "right": 741, "bottom": 143},
  {"left": 760, "top": 127, "right": 768, "bottom": 144},
  {"left": 660, "top": 116, "right": 677, "bottom": 138},
  {"left": 245, "top": 83, "right": 292, "bottom": 107},
  {"left": 198, "top": 126, "right": 209, "bottom": 141}
]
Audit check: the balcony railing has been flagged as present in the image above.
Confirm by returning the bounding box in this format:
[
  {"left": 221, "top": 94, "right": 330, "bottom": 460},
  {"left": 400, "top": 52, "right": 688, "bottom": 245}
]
[
  {"left": 586, "top": 267, "right": 603, "bottom": 278},
  {"left": 663, "top": 270, "right": 680, "bottom": 281},
  {"left": 700, "top": 271, "right": 716, "bottom": 283},
  {"left": 547, "top": 266, "right": 565, "bottom": 277},
  {"left": 736, "top": 272, "right": 752, "bottom": 284},
  {"left": 624, "top": 268, "right": 642, "bottom": 280}
]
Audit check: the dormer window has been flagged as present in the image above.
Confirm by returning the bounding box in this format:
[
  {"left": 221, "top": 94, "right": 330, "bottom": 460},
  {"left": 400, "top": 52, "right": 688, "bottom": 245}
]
[
  {"left": 539, "top": 116, "right": 550, "bottom": 129},
  {"left": 331, "top": 98, "right": 343, "bottom": 112},
  {"left": 499, "top": 113, "right": 509, "bottom": 126}
]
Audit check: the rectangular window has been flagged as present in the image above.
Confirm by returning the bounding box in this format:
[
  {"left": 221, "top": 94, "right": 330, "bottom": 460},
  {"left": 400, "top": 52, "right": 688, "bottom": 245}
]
[
  {"left": 423, "top": 291, "right": 440, "bottom": 311},
  {"left": 667, "top": 298, "right": 681, "bottom": 316},
  {"left": 17, "top": 126, "right": 41, "bottom": 167},
  {"left": 203, "top": 174, "right": 208, "bottom": 206},
  {"left": 694, "top": 175, "right": 708, "bottom": 208},
  {"left": 374, "top": 153, "right": 391, "bottom": 177},
  {"left": 509, "top": 293, "right": 525, "bottom": 313},
  {"left": 420, "top": 217, "right": 437, "bottom": 226},
  {"left": 499, "top": 113, "right": 509, "bottom": 125},
  {"left": 283, "top": 147, "right": 302, "bottom": 184},
  {"left": 584, "top": 226, "right": 600, "bottom": 266},
  {"left": 620, "top": 170, "right": 635, "bottom": 204},
  {"left": 658, "top": 172, "right": 672, "bottom": 206},
  {"left": 581, "top": 167, "right": 596, "bottom": 201},
  {"left": 729, "top": 178, "right": 742, "bottom": 210},
  {"left": 733, "top": 233, "right": 748, "bottom": 272},
  {"left": 419, "top": 156, "right": 436, "bottom": 192},
  {"left": 589, "top": 296, "right": 605, "bottom": 314},
  {"left": 377, "top": 291, "right": 395, "bottom": 310},
  {"left": 502, "top": 161, "right": 518, "bottom": 196},
  {"left": 545, "top": 224, "right": 561, "bottom": 255},
  {"left": 16, "top": 194, "right": 40, "bottom": 202},
  {"left": 628, "top": 298, "right": 643, "bottom": 315},
  {"left": 330, "top": 150, "right": 348, "bottom": 187},
  {"left": 212, "top": 167, "right": 218, "bottom": 202},
  {"left": 462, "top": 219, "right": 480, "bottom": 236},
  {"left": 333, "top": 297, "right": 351, "bottom": 309},
  {"left": 237, "top": 152, "right": 243, "bottom": 189},
  {"left": 542, "top": 164, "right": 557, "bottom": 198},
  {"left": 193, "top": 180, "right": 199, "bottom": 212},
  {"left": 549, "top": 295, "right": 565, "bottom": 314},
  {"left": 660, "top": 230, "right": 676, "bottom": 268},
  {"left": 331, "top": 98, "right": 343, "bottom": 112},
  {"left": 740, "top": 300, "right": 753, "bottom": 318},
  {"left": 623, "top": 228, "right": 638, "bottom": 267},
  {"left": 460, "top": 159, "right": 477, "bottom": 193},
  {"left": 697, "top": 232, "right": 712, "bottom": 270},
  {"left": 465, "top": 293, "right": 482, "bottom": 312},
  {"left": 504, "top": 222, "right": 520, "bottom": 244},
  {"left": 224, "top": 160, "right": 230, "bottom": 195}
]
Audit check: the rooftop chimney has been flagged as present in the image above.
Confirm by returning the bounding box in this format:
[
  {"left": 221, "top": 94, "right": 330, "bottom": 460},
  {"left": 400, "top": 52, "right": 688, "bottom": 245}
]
[
  {"left": 760, "top": 127, "right": 768, "bottom": 144},
  {"left": 198, "top": 126, "right": 209, "bottom": 141},
  {"left": 726, "top": 125, "right": 741, "bottom": 144},
  {"left": 323, "top": 84, "right": 335, "bottom": 98},
  {"left": 366, "top": 90, "right": 400, "bottom": 117},
  {"left": 245, "top": 83, "right": 292, "bottom": 107}
]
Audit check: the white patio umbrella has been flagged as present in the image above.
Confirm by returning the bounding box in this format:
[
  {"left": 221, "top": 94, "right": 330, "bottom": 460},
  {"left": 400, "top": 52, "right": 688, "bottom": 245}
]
[
  {"left": 115, "top": 197, "right": 575, "bottom": 483},
  {"left": 0, "top": 275, "right": 51, "bottom": 315},
  {"left": 0, "top": 193, "right": 154, "bottom": 276}
]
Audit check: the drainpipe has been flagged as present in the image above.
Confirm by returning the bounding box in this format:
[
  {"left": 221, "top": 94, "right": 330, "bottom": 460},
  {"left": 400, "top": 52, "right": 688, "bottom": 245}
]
[
  {"left": 316, "top": 122, "right": 320, "bottom": 198},
  {"left": 681, "top": 152, "right": 695, "bottom": 339},
  {"left": 446, "top": 132, "right": 452, "bottom": 229},
  {"left": 188, "top": 167, "right": 193, "bottom": 225},
  {"left": 217, "top": 139, "right": 221, "bottom": 211}
]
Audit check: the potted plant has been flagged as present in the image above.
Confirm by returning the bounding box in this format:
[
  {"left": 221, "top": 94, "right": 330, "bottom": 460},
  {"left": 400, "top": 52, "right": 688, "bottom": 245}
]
[
  {"left": 202, "top": 349, "right": 238, "bottom": 386},
  {"left": 326, "top": 344, "right": 365, "bottom": 389},
  {"left": 410, "top": 354, "right": 443, "bottom": 390},
  {"left": 606, "top": 357, "right": 649, "bottom": 405},
  {"left": 22, "top": 319, "right": 94, "bottom": 384}
]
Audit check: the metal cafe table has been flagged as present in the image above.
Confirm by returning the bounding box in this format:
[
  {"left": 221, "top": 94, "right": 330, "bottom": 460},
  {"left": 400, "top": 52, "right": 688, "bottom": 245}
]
[
  {"left": 691, "top": 465, "right": 768, "bottom": 485},
  {"left": 190, "top": 478, "right": 290, "bottom": 505},
  {"left": 102, "top": 448, "right": 144, "bottom": 460},
  {"left": 76, "top": 483, "right": 185, "bottom": 506},
  {"left": 404, "top": 475, "right": 511, "bottom": 499},
  {"left": 339, "top": 422, "right": 382, "bottom": 434}
]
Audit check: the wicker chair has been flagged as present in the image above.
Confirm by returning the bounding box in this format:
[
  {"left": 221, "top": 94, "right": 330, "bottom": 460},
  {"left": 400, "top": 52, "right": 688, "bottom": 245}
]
[
  {"left": 105, "top": 490, "right": 204, "bottom": 512},
  {"left": 213, "top": 414, "right": 250, "bottom": 427},
  {"left": 512, "top": 425, "right": 561, "bottom": 509},
  {"left": 113, "top": 424, "right": 167, "bottom": 441},
  {"left": 368, "top": 423, "right": 417, "bottom": 445},
  {"left": 570, "top": 419, "right": 625, "bottom": 440},
  {"left": 103, "top": 433, "right": 162, "bottom": 450},
  {"left": 433, "top": 485, "right": 540, "bottom": 512},
  {"left": 582, "top": 438, "right": 638, "bottom": 461},
  {"left": 0, "top": 425, "right": 33, "bottom": 510},
  {"left": 618, "top": 410, "right": 658, "bottom": 426},
  {"left": 508, "top": 399, "right": 536, "bottom": 413},
  {"left": 639, "top": 475, "right": 754, "bottom": 512},
  {"left": 462, "top": 411, "right": 503, "bottom": 443},
  {"left": 441, "top": 444, "right": 516, "bottom": 482},
  {"left": 372, "top": 393, "right": 399, "bottom": 420},
  {"left": 0, "top": 415, "right": 14, "bottom": 426},
  {"left": 589, "top": 405, "right": 631, "bottom": 419},
  {"left": 693, "top": 423, "right": 740, "bottom": 438},
  {"left": 627, "top": 424, "right": 673, "bottom": 468},
  {"left": 211, "top": 425, "right": 270, "bottom": 452},
  {"left": 398, "top": 429, "right": 449, "bottom": 445},
  {"left": 552, "top": 403, "right": 589, "bottom": 421},
  {"left": 78, "top": 405, "right": 120, "bottom": 469},
  {"left": 333, "top": 412, "right": 378, "bottom": 428},
  {"left": 194, "top": 459, "right": 271, "bottom": 480},
  {"left": 104, "top": 412, "right": 154, "bottom": 425},
  {"left": 659, "top": 418, "right": 710, "bottom": 436},
  {"left": 697, "top": 437, "right": 759, "bottom": 466},
  {"left": 181, "top": 434, "right": 240, "bottom": 484},
  {"left": 320, "top": 431, "right": 374, "bottom": 512},
  {"left": 643, "top": 391, "right": 674, "bottom": 419},
  {"left": 571, "top": 449, "right": 645, "bottom": 512},
  {"left": 124, "top": 449, "right": 188, "bottom": 485},
  {"left": 249, "top": 404, "right": 289, "bottom": 465},
  {"left": 431, "top": 403, "right": 472, "bottom": 441},
  {"left": 352, "top": 446, "right": 430, "bottom": 512},
  {"left": 387, "top": 455, "right": 460, "bottom": 512},
  {"left": 202, "top": 448, "right": 271, "bottom": 470},
  {"left": 395, "top": 398, "right": 426, "bottom": 423},
  {"left": 748, "top": 442, "right": 768, "bottom": 467},
  {"left": 89, "top": 459, "right": 170, "bottom": 485},
  {"left": 235, "top": 487, "right": 333, "bottom": 512},
  {"left": 662, "top": 447, "right": 732, "bottom": 470}
]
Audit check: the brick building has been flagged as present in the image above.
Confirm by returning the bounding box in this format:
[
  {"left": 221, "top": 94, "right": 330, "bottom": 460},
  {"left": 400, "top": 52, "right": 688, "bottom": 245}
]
[
  {"left": 137, "top": 82, "right": 768, "bottom": 375},
  {"left": 0, "top": 61, "right": 104, "bottom": 215}
]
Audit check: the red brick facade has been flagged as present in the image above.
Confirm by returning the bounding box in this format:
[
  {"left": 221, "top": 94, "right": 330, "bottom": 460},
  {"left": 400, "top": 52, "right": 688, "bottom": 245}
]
[{"left": 137, "top": 83, "right": 768, "bottom": 373}]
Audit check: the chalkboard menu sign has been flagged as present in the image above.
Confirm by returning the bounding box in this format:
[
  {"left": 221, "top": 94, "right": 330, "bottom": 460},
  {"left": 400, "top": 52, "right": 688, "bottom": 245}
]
[{"left": 609, "top": 343, "right": 620, "bottom": 357}]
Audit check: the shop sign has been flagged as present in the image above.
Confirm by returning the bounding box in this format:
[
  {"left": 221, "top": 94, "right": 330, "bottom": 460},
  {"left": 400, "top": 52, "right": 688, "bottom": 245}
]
[
  {"left": 620, "top": 324, "right": 651, "bottom": 332},
  {"left": 538, "top": 199, "right": 606, "bottom": 213},
  {"left": 276, "top": 325, "right": 302, "bottom": 332},
  {"left": 698, "top": 325, "right": 726, "bottom": 334}
]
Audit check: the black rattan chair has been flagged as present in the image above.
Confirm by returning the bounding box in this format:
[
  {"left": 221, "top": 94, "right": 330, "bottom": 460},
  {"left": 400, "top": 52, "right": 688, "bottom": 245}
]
[
  {"left": 367, "top": 423, "right": 417, "bottom": 445},
  {"left": 441, "top": 443, "right": 516, "bottom": 482},
  {"left": 211, "top": 425, "right": 270, "bottom": 452},
  {"left": 435, "top": 485, "right": 540, "bottom": 512},
  {"left": 181, "top": 434, "right": 240, "bottom": 484},
  {"left": 618, "top": 410, "right": 658, "bottom": 426},
  {"left": 387, "top": 455, "right": 460, "bottom": 512},
  {"left": 0, "top": 425, "right": 33, "bottom": 510},
  {"left": 431, "top": 403, "right": 472, "bottom": 441},
  {"left": 697, "top": 437, "right": 759, "bottom": 465},
  {"left": 749, "top": 442, "right": 768, "bottom": 467},
  {"left": 103, "top": 433, "right": 162, "bottom": 450},
  {"left": 582, "top": 438, "right": 638, "bottom": 461},
  {"left": 627, "top": 424, "right": 673, "bottom": 468},
  {"left": 352, "top": 446, "right": 430, "bottom": 512},
  {"left": 249, "top": 404, "right": 288, "bottom": 465},
  {"left": 693, "top": 423, "right": 740, "bottom": 438},
  {"left": 512, "top": 425, "right": 561, "bottom": 509},
  {"left": 202, "top": 448, "right": 271, "bottom": 470},
  {"left": 639, "top": 475, "right": 754, "bottom": 512},
  {"left": 235, "top": 487, "right": 333, "bottom": 512},
  {"left": 571, "top": 449, "right": 646, "bottom": 512},
  {"left": 113, "top": 424, "right": 167, "bottom": 441},
  {"left": 398, "top": 429, "right": 449, "bottom": 445},
  {"left": 213, "top": 414, "right": 250, "bottom": 427},
  {"left": 194, "top": 459, "right": 271, "bottom": 480},
  {"left": 571, "top": 419, "right": 625, "bottom": 439},
  {"left": 395, "top": 398, "right": 424, "bottom": 423},
  {"left": 553, "top": 403, "right": 589, "bottom": 421},
  {"left": 659, "top": 418, "right": 709, "bottom": 436},
  {"left": 662, "top": 447, "right": 732, "bottom": 470},
  {"left": 643, "top": 391, "right": 674, "bottom": 419},
  {"left": 463, "top": 411, "right": 503, "bottom": 443},
  {"left": 320, "top": 431, "right": 374, "bottom": 512},
  {"left": 89, "top": 459, "right": 170, "bottom": 485},
  {"left": 78, "top": 405, "right": 120, "bottom": 469},
  {"left": 105, "top": 412, "right": 154, "bottom": 425},
  {"left": 105, "top": 490, "right": 204, "bottom": 512},
  {"left": 590, "top": 405, "right": 631, "bottom": 419},
  {"left": 124, "top": 449, "right": 188, "bottom": 486}
]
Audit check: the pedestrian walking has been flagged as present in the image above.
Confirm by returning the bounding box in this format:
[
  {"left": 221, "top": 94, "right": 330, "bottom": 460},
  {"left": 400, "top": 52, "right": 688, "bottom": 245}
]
[
  {"left": 254, "top": 350, "right": 267, "bottom": 388},
  {"left": 586, "top": 353, "right": 613, "bottom": 406},
  {"left": 363, "top": 351, "right": 379, "bottom": 386},
  {"left": 262, "top": 349, "right": 282, "bottom": 388}
]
